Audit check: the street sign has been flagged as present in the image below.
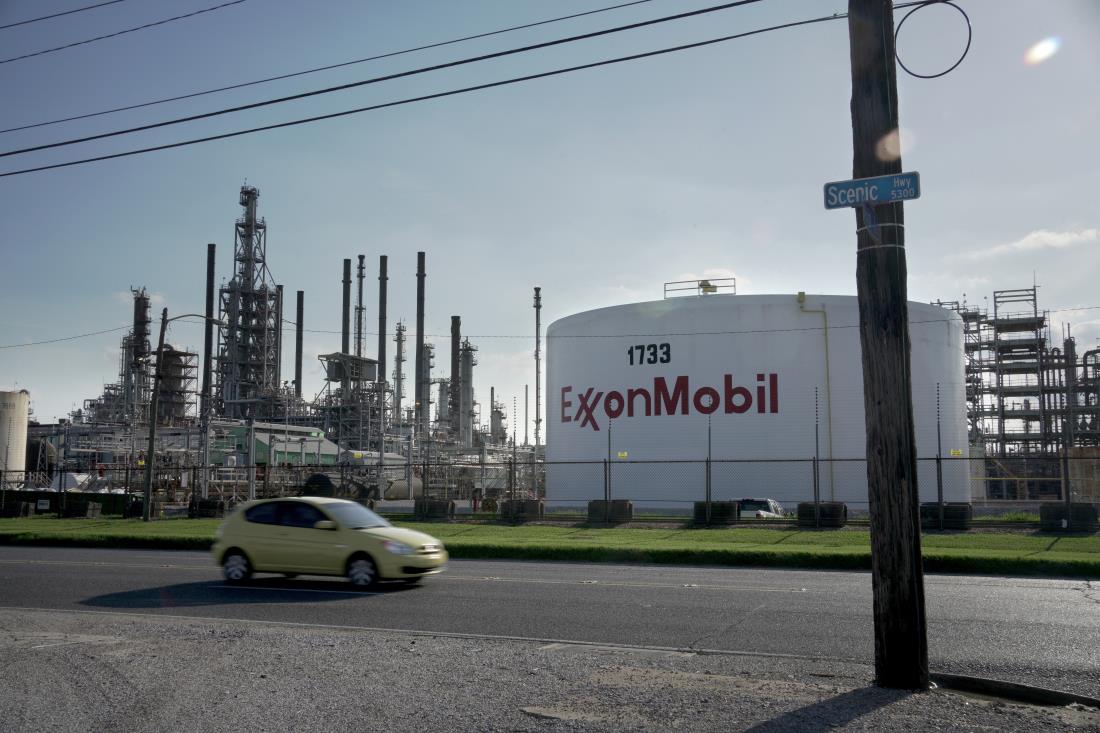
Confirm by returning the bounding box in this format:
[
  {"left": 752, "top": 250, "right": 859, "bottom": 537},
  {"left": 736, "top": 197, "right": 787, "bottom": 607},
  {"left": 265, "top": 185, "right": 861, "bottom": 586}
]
[{"left": 824, "top": 171, "right": 920, "bottom": 210}]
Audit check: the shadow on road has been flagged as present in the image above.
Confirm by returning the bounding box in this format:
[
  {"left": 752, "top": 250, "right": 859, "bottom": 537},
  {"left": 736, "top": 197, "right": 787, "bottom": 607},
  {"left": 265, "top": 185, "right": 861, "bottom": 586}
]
[
  {"left": 81, "top": 578, "right": 415, "bottom": 609},
  {"left": 743, "top": 686, "right": 914, "bottom": 732}
]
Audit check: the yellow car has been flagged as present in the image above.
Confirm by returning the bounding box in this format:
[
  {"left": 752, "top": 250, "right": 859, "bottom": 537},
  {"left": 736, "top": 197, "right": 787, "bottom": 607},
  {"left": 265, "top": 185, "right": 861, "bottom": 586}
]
[{"left": 212, "top": 496, "right": 447, "bottom": 587}]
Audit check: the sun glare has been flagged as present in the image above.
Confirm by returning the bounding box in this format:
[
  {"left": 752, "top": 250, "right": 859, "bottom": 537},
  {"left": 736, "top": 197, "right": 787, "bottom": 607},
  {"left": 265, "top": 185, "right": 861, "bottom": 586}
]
[{"left": 1024, "top": 37, "right": 1061, "bottom": 65}]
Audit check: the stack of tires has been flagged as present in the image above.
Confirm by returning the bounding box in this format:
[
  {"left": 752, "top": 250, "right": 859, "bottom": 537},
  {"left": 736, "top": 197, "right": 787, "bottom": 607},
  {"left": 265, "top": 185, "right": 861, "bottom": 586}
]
[
  {"left": 1040, "top": 503, "right": 1099, "bottom": 532},
  {"left": 796, "top": 502, "right": 848, "bottom": 528},
  {"left": 587, "top": 499, "right": 633, "bottom": 523},
  {"left": 499, "top": 499, "right": 544, "bottom": 522},
  {"left": 920, "top": 502, "right": 972, "bottom": 530},
  {"left": 693, "top": 501, "right": 740, "bottom": 525},
  {"left": 414, "top": 498, "right": 455, "bottom": 520}
]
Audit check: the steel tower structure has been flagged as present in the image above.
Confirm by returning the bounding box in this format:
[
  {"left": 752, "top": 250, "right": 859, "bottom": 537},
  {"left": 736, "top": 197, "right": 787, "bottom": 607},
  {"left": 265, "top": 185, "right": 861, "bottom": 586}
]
[{"left": 216, "top": 185, "right": 282, "bottom": 419}]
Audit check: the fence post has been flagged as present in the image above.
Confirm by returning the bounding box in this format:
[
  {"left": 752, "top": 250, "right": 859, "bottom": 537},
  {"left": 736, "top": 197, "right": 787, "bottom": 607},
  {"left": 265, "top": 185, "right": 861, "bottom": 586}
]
[
  {"left": 813, "top": 457, "right": 821, "bottom": 529},
  {"left": 937, "top": 382, "right": 944, "bottom": 531},
  {"left": 705, "top": 457, "right": 712, "bottom": 525},
  {"left": 814, "top": 388, "right": 821, "bottom": 528},
  {"left": 935, "top": 456, "right": 944, "bottom": 531},
  {"left": 603, "top": 458, "right": 609, "bottom": 524},
  {"left": 508, "top": 458, "right": 516, "bottom": 521}
]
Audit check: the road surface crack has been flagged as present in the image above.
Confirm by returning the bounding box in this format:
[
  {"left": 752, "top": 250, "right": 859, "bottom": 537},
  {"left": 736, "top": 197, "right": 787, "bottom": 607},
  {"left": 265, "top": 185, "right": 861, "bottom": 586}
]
[
  {"left": 686, "top": 602, "right": 767, "bottom": 651},
  {"left": 1081, "top": 580, "right": 1100, "bottom": 606}
]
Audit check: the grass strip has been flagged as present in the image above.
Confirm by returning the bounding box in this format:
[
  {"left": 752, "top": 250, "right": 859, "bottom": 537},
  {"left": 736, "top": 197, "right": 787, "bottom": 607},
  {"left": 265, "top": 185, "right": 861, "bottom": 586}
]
[{"left": 0, "top": 517, "right": 1097, "bottom": 578}]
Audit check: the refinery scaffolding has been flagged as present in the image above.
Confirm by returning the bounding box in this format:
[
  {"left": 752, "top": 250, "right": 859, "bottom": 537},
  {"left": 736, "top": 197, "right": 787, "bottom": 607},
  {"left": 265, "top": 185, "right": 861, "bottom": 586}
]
[
  {"left": 215, "top": 185, "right": 283, "bottom": 420},
  {"left": 82, "top": 289, "right": 153, "bottom": 426},
  {"left": 155, "top": 345, "right": 199, "bottom": 426},
  {"left": 938, "top": 286, "right": 1100, "bottom": 499}
]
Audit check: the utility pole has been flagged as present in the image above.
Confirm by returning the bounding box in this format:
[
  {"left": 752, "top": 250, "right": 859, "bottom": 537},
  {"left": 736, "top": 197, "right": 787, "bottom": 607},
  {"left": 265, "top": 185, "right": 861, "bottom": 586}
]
[
  {"left": 848, "top": 0, "right": 927, "bottom": 689},
  {"left": 143, "top": 308, "right": 168, "bottom": 522}
]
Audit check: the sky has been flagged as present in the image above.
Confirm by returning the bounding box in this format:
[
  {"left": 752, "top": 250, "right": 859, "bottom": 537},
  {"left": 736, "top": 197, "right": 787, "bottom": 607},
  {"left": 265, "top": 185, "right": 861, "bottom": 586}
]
[{"left": 0, "top": 0, "right": 1098, "bottom": 434}]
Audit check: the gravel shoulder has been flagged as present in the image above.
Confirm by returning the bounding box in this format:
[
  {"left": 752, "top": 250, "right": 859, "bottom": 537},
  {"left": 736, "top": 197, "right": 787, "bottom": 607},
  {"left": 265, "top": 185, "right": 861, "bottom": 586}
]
[{"left": 1, "top": 608, "right": 1096, "bottom": 732}]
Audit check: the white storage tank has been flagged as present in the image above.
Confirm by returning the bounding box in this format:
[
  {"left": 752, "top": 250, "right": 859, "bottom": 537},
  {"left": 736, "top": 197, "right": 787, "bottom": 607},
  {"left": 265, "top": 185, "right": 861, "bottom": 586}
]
[
  {"left": 0, "top": 389, "right": 30, "bottom": 484},
  {"left": 546, "top": 294, "right": 968, "bottom": 511}
]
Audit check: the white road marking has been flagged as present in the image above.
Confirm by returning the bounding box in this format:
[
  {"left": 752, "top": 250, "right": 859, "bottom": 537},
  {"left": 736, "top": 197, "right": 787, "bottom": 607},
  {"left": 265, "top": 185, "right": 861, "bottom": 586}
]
[
  {"left": 217, "top": 585, "right": 381, "bottom": 597},
  {"left": 0, "top": 559, "right": 810, "bottom": 592},
  {"left": 0, "top": 559, "right": 212, "bottom": 570},
  {"left": 439, "top": 574, "right": 809, "bottom": 593},
  {"left": 28, "top": 638, "right": 84, "bottom": 647}
]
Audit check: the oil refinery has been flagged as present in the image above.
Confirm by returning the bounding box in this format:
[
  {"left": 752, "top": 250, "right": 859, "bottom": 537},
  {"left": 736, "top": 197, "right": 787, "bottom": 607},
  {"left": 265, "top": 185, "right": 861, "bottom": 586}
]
[
  {"left": 4, "top": 186, "right": 1099, "bottom": 512},
  {"left": 7, "top": 185, "right": 542, "bottom": 508}
]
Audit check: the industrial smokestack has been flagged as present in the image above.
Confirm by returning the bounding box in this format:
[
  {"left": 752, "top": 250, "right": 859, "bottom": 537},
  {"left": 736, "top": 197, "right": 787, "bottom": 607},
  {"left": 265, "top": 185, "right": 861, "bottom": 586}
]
[
  {"left": 355, "top": 255, "right": 365, "bottom": 358},
  {"left": 201, "top": 243, "right": 216, "bottom": 418},
  {"left": 450, "top": 316, "right": 461, "bottom": 433},
  {"left": 294, "top": 290, "right": 304, "bottom": 398},
  {"left": 415, "top": 251, "right": 426, "bottom": 434},
  {"left": 341, "top": 258, "right": 351, "bottom": 355},
  {"left": 534, "top": 287, "right": 542, "bottom": 448},
  {"left": 274, "top": 284, "right": 284, "bottom": 387},
  {"left": 377, "top": 256, "right": 388, "bottom": 384}
]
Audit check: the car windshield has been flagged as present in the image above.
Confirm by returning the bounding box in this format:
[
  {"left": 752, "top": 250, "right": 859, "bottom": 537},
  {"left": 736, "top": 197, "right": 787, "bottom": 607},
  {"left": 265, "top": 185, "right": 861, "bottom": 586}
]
[
  {"left": 323, "top": 502, "right": 390, "bottom": 529},
  {"left": 740, "top": 500, "right": 770, "bottom": 512}
]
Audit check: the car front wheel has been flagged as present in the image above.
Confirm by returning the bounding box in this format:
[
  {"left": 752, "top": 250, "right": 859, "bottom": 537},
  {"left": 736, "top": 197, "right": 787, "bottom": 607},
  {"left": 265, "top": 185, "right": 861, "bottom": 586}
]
[
  {"left": 223, "top": 551, "right": 252, "bottom": 583},
  {"left": 347, "top": 556, "right": 378, "bottom": 588}
]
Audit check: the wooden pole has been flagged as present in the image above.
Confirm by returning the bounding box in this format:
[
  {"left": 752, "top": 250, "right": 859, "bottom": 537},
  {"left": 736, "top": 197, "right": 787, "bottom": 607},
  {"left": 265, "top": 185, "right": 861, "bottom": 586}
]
[{"left": 848, "top": 0, "right": 928, "bottom": 689}]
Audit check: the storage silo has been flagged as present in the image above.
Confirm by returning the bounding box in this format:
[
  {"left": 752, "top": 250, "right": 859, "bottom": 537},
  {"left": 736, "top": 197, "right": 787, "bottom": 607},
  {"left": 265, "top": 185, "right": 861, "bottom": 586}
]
[
  {"left": 545, "top": 293, "right": 968, "bottom": 510},
  {"left": 0, "top": 390, "right": 30, "bottom": 484}
]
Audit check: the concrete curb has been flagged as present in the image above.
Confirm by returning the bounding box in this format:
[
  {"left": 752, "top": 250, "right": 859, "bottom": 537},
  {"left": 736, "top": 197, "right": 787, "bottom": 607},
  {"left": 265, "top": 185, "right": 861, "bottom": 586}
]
[{"left": 931, "top": 672, "right": 1100, "bottom": 709}]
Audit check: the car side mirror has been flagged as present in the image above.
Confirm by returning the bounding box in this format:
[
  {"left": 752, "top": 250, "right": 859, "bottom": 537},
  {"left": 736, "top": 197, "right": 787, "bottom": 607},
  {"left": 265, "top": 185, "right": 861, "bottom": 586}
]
[{"left": 313, "top": 520, "right": 337, "bottom": 531}]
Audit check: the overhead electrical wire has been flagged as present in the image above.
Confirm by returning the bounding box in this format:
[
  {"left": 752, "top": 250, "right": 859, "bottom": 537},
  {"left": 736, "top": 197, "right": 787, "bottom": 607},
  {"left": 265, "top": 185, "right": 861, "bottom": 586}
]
[
  {"left": 0, "top": 325, "right": 130, "bottom": 349},
  {"left": 0, "top": 0, "right": 766, "bottom": 158},
  {"left": 894, "top": 0, "right": 971, "bottom": 79},
  {"left": 0, "top": 0, "right": 970, "bottom": 177},
  {"left": 6, "top": 303, "right": 1098, "bottom": 350},
  {"left": 0, "top": 0, "right": 657, "bottom": 135},
  {"left": 0, "top": 0, "right": 130, "bottom": 31},
  {"left": 0, "top": 0, "right": 248, "bottom": 65},
  {"left": 1, "top": 9, "right": 852, "bottom": 177}
]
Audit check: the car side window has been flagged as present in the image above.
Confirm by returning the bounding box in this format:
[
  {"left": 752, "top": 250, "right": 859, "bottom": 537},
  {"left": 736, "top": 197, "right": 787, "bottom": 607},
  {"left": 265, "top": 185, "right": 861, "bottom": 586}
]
[
  {"left": 244, "top": 503, "right": 278, "bottom": 525},
  {"left": 280, "top": 502, "right": 326, "bottom": 529}
]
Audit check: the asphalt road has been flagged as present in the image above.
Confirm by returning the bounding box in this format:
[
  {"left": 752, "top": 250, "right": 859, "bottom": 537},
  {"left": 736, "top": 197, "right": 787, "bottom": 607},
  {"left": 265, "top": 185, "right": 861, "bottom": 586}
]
[{"left": 0, "top": 546, "right": 1097, "bottom": 696}]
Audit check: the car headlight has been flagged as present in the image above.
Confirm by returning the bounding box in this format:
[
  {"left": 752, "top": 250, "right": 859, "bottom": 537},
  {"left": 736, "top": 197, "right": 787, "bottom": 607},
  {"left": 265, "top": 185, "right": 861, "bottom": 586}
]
[{"left": 382, "top": 540, "right": 414, "bottom": 555}]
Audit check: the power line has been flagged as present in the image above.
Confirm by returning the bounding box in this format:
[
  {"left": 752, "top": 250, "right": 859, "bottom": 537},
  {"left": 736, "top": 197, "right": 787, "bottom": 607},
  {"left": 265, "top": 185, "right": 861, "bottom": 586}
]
[
  {"left": 1, "top": 0, "right": 766, "bottom": 158},
  {"left": 2, "top": 9, "right": 854, "bottom": 177},
  {"left": 0, "top": 0, "right": 656, "bottom": 135},
  {"left": 0, "top": 325, "right": 129, "bottom": 349},
  {"left": 0, "top": 0, "right": 130, "bottom": 31},
  {"left": 6, "top": 303, "right": 1100, "bottom": 351},
  {"left": 0, "top": 0, "right": 248, "bottom": 65}
]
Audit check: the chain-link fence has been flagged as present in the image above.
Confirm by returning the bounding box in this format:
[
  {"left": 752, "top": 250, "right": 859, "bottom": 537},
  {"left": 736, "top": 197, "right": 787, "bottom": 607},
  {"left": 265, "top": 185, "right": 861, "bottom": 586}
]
[{"left": 3, "top": 453, "right": 1098, "bottom": 524}]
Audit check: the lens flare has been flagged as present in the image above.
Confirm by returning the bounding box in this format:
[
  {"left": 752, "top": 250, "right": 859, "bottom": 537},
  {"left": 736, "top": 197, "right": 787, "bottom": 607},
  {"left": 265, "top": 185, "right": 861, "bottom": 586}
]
[
  {"left": 875, "top": 127, "right": 915, "bottom": 162},
  {"left": 1024, "top": 37, "right": 1061, "bottom": 65}
]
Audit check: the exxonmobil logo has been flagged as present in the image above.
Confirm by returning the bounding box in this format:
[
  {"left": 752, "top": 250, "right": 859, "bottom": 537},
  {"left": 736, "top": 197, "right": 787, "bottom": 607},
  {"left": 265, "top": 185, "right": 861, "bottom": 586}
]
[{"left": 560, "top": 374, "right": 779, "bottom": 432}]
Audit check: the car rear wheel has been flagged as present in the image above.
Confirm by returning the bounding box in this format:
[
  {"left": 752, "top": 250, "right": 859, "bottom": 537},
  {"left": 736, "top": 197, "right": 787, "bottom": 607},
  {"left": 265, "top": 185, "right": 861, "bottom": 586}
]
[
  {"left": 223, "top": 551, "right": 252, "bottom": 583},
  {"left": 347, "top": 556, "right": 378, "bottom": 588}
]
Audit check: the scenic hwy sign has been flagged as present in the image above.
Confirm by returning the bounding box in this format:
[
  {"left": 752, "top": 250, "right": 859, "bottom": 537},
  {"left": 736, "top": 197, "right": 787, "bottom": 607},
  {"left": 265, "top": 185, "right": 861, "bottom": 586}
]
[{"left": 823, "top": 171, "right": 921, "bottom": 210}]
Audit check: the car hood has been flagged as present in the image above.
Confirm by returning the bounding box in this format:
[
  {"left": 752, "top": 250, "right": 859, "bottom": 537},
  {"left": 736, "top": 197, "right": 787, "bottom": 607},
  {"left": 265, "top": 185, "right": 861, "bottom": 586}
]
[{"left": 356, "top": 525, "right": 441, "bottom": 548}]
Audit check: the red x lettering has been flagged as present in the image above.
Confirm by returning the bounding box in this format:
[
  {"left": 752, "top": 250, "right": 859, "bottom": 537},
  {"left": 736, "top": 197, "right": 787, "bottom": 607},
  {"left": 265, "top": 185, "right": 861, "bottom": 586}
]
[{"left": 575, "top": 388, "right": 603, "bottom": 431}]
